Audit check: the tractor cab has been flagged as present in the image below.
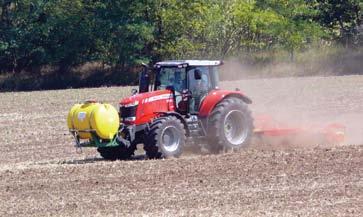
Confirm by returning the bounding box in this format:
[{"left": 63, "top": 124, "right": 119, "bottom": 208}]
[{"left": 139, "top": 60, "right": 222, "bottom": 114}]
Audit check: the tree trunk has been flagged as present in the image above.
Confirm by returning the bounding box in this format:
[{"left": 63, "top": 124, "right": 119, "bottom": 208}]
[{"left": 289, "top": 49, "right": 295, "bottom": 62}]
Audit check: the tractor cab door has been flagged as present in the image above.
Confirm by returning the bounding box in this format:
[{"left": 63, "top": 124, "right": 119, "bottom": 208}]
[{"left": 187, "top": 66, "right": 212, "bottom": 113}]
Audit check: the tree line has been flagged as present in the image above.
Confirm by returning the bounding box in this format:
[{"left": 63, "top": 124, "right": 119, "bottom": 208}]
[{"left": 0, "top": 0, "right": 361, "bottom": 83}]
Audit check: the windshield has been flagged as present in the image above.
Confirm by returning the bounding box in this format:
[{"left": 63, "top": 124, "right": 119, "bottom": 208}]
[{"left": 155, "top": 67, "right": 187, "bottom": 92}]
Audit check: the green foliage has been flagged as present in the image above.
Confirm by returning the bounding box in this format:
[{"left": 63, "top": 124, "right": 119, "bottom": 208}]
[
  {"left": 0, "top": 0, "right": 361, "bottom": 86},
  {"left": 0, "top": 0, "right": 98, "bottom": 72},
  {"left": 307, "top": 0, "right": 362, "bottom": 46},
  {"left": 147, "top": 0, "right": 326, "bottom": 60}
]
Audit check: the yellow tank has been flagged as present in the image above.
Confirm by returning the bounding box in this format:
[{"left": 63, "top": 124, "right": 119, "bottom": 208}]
[{"left": 67, "top": 102, "right": 120, "bottom": 140}]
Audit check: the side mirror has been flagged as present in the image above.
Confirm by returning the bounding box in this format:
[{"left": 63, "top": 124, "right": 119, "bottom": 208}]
[
  {"left": 139, "top": 63, "right": 150, "bottom": 93},
  {"left": 194, "top": 70, "right": 202, "bottom": 80}
]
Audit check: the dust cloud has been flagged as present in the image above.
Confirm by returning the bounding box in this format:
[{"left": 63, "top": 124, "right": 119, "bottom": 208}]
[
  {"left": 220, "top": 64, "right": 363, "bottom": 147},
  {"left": 220, "top": 48, "right": 363, "bottom": 80}
]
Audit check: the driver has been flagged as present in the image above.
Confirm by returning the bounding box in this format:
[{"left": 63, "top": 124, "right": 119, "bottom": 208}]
[
  {"left": 172, "top": 71, "right": 186, "bottom": 111},
  {"left": 173, "top": 70, "right": 186, "bottom": 92}
]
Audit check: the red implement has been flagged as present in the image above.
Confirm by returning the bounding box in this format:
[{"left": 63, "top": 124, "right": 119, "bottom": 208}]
[{"left": 254, "top": 115, "right": 346, "bottom": 144}]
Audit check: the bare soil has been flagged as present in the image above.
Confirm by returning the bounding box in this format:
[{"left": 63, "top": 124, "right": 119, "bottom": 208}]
[{"left": 0, "top": 75, "right": 362, "bottom": 216}]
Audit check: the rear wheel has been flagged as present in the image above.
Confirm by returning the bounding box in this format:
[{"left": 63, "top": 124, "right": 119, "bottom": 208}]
[
  {"left": 207, "top": 97, "right": 253, "bottom": 154},
  {"left": 144, "top": 116, "right": 186, "bottom": 159}
]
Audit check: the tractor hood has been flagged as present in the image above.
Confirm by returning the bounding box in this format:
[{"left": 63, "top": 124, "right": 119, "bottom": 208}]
[
  {"left": 119, "top": 89, "right": 173, "bottom": 107},
  {"left": 119, "top": 89, "right": 175, "bottom": 125}
]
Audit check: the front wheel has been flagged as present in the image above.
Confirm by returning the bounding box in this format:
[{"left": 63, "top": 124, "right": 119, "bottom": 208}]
[
  {"left": 144, "top": 116, "right": 186, "bottom": 159},
  {"left": 207, "top": 97, "right": 253, "bottom": 153}
]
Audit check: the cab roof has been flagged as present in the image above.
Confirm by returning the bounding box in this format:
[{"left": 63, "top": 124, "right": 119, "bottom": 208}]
[{"left": 154, "top": 60, "right": 223, "bottom": 68}]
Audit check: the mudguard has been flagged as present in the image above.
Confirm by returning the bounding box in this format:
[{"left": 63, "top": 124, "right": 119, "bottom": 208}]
[{"left": 198, "top": 90, "right": 252, "bottom": 118}]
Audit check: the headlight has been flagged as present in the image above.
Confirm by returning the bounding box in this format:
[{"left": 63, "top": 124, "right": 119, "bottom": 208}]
[{"left": 123, "top": 101, "right": 139, "bottom": 107}]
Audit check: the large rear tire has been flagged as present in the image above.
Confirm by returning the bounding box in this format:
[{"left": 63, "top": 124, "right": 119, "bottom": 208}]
[
  {"left": 144, "top": 116, "right": 186, "bottom": 159},
  {"left": 207, "top": 97, "right": 253, "bottom": 154}
]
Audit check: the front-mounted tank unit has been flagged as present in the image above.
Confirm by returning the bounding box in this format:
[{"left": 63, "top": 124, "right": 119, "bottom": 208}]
[
  {"left": 67, "top": 101, "right": 120, "bottom": 147},
  {"left": 67, "top": 60, "right": 254, "bottom": 160}
]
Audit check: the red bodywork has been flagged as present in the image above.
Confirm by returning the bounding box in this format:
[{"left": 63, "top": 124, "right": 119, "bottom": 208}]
[
  {"left": 120, "top": 89, "right": 252, "bottom": 125},
  {"left": 120, "top": 90, "right": 175, "bottom": 125}
]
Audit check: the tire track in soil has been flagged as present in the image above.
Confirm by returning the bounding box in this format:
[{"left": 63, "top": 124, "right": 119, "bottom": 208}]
[{"left": 0, "top": 145, "right": 362, "bottom": 216}]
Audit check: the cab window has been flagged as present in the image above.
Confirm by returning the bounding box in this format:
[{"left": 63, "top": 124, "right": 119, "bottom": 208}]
[
  {"left": 156, "top": 67, "right": 186, "bottom": 92},
  {"left": 187, "top": 66, "right": 211, "bottom": 91}
]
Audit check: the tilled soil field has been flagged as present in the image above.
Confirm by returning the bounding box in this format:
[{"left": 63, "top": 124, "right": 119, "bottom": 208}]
[{"left": 0, "top": 75, "right": 362, "bottom": 216}]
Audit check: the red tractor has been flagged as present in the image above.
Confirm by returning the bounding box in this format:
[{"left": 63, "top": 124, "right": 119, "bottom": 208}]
[
  {"left": 68, "top": 60, "right": 254, "bottom": 160},
  {"left": 68, "top": 60, "right": 346, "bottom": 160}
]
